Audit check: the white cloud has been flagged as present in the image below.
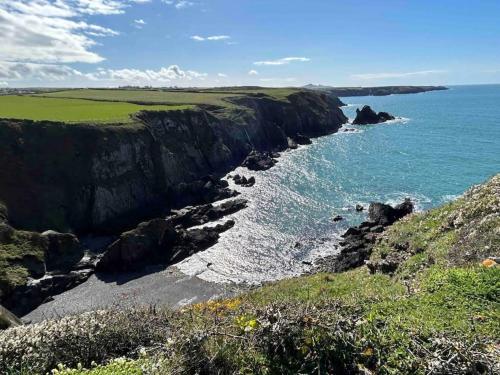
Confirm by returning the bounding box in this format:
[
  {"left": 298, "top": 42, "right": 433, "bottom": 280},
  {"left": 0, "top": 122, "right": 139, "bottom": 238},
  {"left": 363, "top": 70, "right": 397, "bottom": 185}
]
[
  {"left": 0, "top": 61, "right": 84, "bottom": 80},
  {"left": 217, "top": 73, "right": 227, "bottom": 78},
  {"left": 133, "top": 18, "right": 146, "bottom": 28},
  {"left": 0, "top": 81, "right": 8, "bottom": 86},
  {"left": 86, "top": 64, "right": 208, "bottom": 83},
  {"left": 248, "top": 70, "right": 259, "bottom": 76},
  {"left": 191, "top": 35, "right": 230, "bottom": 42},
  {"left": 351, "top": 70, "right": 446, "bottom": 80},
  {"left": 254, "top": 57, "right": 310, "bottom": 66},
  {"left": 0, "top": 0, "right": 121, "bottom": 64},
  {"left": 76, "top": 0, "right": 127, "bottom": 15},
  {"left": 162, "top": 0, "right": 193, "bottom": 9},
  {"left": 0, "top": 61, "right": 208, "bottom": 85}
]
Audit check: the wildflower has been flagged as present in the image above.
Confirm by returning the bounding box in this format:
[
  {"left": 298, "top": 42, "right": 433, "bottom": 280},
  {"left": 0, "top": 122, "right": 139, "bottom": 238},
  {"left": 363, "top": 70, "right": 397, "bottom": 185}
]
[
  {"left": 362, "top": 347, "right": 374, "bottom": 357},
  {"left": 482, "top": 258, "right": 497, "bottom": 268}
]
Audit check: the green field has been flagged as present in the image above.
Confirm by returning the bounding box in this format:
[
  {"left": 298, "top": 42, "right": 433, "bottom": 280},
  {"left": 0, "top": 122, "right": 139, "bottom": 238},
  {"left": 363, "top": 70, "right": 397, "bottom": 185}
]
[
  {"left": 0, "top": 96, "right": 192, "bottom": 124},
  {"left": 0, "top": 88, "right": 300, "bottom": 125},
  {"left": 37, "top": 89, "right": 243, "bottom": 107}
]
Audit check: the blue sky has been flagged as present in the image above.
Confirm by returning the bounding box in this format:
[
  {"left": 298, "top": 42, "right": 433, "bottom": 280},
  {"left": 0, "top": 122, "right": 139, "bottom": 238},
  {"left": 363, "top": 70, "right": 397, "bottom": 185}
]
[{"left": 1, "top": 0, "right": 500, "bottom": 87}]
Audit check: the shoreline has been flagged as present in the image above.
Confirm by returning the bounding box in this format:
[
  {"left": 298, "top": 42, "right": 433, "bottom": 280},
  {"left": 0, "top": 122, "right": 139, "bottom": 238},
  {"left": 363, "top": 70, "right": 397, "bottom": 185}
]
[{"left": 18, "top": 103, "right": 408, "bottom": 321}]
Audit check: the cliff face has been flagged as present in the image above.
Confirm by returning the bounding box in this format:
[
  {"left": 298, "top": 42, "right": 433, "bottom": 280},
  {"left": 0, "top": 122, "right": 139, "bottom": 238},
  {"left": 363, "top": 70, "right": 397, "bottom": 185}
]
[{"left": 0, "top": 91, "right": 347, "bottom": 234}]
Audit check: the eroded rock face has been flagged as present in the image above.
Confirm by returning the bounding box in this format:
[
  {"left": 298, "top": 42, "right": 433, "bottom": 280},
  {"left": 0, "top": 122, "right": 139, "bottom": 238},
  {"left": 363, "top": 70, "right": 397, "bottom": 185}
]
[
  {"left": 0, "top": 90, "right": 347, "bottom": 234},
  {"left": 42, "top": 231, "right": 83, "bottom": 272},
  {"left": 353, "top": 105, "right": 395, "bottom": 125},
  {"left": 95, "top": 218, "right": 236, "bottom": 273},
  {"left": 0, "top": 209, "right": 90, "bottom": 316},
  {"left": 96, "top": 198, "right": 247, "bottom": 273},
  {"left": 368, "top": 198, "right": 414, "bottom": 226},
  {"left": 315, "top": 199, "right": 414, "bottom": 273},
  {"left": 96, "top": 219, "right": 177, "bottom": 273}
]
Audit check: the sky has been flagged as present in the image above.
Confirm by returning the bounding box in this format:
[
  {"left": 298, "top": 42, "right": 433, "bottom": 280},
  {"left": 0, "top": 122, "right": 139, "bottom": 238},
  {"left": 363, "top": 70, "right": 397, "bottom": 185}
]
[{"left": 1, "top": 0, "right": 500, "bottom": 88}]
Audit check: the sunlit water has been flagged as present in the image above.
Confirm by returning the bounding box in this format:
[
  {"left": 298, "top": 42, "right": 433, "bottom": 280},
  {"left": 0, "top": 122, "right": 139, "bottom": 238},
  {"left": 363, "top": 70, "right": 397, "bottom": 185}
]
[{"left": 177, "top": 85, "right": 500, "bottom": 284}]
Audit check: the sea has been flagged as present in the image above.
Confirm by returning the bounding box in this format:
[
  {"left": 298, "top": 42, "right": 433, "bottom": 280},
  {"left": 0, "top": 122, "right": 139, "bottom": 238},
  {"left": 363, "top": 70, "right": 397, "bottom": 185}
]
[{"left": 177, "top": 84, "right": 500, "bottom": 284}]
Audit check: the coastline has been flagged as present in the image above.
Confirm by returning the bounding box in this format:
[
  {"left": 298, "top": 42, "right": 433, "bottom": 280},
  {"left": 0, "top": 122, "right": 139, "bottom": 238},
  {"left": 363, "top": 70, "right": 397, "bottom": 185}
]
[{"left": 0, "top": 86, "right": 464, "bottom": 324}]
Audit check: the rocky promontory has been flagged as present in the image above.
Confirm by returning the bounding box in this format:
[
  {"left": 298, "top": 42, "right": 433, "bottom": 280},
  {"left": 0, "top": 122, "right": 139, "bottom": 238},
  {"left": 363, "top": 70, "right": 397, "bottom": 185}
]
[
  {"left": 316, "top": 198, "right": 414, "bottom": 273},
  {"left": 304, "top": 84, "right": 448, "bottom": 97}
]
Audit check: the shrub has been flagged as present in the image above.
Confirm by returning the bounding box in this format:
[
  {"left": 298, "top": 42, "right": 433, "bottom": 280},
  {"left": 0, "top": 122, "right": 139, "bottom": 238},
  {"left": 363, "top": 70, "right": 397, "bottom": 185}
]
[{"left": 0, "top": 308, "right": 170, "bottom": 374}]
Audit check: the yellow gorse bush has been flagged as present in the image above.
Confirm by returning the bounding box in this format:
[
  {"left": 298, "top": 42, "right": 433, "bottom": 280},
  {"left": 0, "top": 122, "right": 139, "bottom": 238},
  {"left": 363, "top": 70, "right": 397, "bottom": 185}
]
[{"left": 192, "top": 298, "right": 241, "bottom": 316}]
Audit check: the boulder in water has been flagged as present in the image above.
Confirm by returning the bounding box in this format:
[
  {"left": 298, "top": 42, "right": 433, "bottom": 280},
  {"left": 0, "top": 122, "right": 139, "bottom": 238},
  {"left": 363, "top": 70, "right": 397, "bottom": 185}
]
[
  {"left": 353, "top": 105, "right": 395, "bottom": 125},
  {"left": 242, "top": 151, "right": 277, "bottom": 171},
  {"left": 368, "top": 198, "right": 414, "bottom": 226}
]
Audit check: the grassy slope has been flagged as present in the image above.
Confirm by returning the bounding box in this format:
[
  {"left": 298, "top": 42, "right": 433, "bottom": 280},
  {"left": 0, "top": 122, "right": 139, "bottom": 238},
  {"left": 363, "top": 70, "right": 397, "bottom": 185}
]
[
  {"left": 0, "top": 96, "right": 191, "bottom": 124},
  {"left": 1, "top": 175, "right": 498, "bottom": 374}
]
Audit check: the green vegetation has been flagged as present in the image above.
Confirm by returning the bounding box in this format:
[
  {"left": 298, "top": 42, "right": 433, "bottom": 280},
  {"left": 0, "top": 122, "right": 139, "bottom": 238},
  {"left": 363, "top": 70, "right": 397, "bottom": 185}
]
[
  {"left": 1, "top": 175, "right": 498, "bottom": 374},
  {"left": 198, "top": 87, "right": 301, "bottom": 100},
  {"left": 1, "top": 87, "right": 301, "bottom": 124},
  {"left": 0, "top": 96, "right": 192, "bottom": 124},
  {"left": 37, "top": 89, "right": 243, "bottom": 107},
  {"left": 0, "top": 225, "right": 46, "bottom": 301}
]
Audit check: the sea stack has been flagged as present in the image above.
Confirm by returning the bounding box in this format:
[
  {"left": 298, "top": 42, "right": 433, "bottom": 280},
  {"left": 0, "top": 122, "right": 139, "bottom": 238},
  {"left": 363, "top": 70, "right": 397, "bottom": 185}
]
[{"left": 353, "top": 105, "right": 395, "bottom": 125}]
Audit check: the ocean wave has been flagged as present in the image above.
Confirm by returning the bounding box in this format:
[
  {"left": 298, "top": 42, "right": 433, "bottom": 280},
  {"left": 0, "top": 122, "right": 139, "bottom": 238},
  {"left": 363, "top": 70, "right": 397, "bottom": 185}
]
[
  {"left": 385, "top": 192, "right": 432, "bottom": 212},
  {"left": 441, "top": 194, "right": 460, "bottom": 203},
  {"left": 384, "top": 116, "right": 411, "bottom": 125},
  {"left": 339, "top": 126, "right": 363, "bottom": 134}
]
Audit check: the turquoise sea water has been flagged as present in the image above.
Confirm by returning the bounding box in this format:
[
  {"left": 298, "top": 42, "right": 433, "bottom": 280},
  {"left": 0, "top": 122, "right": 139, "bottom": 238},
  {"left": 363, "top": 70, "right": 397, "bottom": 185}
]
[{"left": 178, "top": 85, "right": 500, "bottom": 284}]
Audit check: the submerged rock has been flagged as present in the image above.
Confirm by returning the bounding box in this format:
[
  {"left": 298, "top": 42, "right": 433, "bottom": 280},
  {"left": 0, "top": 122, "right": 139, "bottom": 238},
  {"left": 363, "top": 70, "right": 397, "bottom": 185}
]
[
  {"left": 353, "top": 105, "right": 395, "bottom": 125},
  {"left": 233, "top": 175, "right": 256, "bottom": 187},
  {"left": 169, "top": 198, "right": 248, "bottom": 228}
]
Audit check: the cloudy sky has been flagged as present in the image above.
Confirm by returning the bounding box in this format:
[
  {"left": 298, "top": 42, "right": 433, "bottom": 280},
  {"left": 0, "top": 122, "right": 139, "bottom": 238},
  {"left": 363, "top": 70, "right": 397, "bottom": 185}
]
[{"left": 1, "top": 0, "right": 500, "bottom": 88}]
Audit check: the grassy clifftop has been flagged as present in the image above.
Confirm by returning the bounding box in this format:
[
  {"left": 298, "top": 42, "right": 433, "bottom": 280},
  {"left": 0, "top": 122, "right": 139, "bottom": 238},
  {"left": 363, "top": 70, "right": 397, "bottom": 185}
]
[
  {"left": 1, "top": 175, "right": 498, "bottom": 374},
  {"left": 0, "top": 88, "right": 300, "bottom": 124}
]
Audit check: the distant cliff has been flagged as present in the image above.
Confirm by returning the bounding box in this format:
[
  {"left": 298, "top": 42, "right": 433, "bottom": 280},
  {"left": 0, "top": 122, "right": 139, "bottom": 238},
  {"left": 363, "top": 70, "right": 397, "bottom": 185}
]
[
  {"left": 0, "top": 90, "right": 347, "bottom": 234},
  {"left": 304, "top": 84, "right": 448, "bottom": 97}
]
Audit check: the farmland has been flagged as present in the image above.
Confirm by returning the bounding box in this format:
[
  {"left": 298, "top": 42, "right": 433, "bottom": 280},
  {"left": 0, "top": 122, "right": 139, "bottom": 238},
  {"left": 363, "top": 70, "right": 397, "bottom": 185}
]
[
  {"left": 0, "top": 87, "right": 301, "bottom": 125},
  {"left": 0, "top": 95, "right": 192, "bottom": 124},
  {"left": 37, "top": 89, "right": 243, "bottom": 107}
]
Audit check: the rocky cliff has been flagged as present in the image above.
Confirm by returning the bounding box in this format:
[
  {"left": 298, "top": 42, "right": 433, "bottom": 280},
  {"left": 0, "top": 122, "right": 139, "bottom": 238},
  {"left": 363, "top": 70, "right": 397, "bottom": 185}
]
[
  {"left": 0, "top": 90, "right": 347, "bottom": 234},
  {"left": 304, "top": 85, "right": 448, "bottom": 97}
]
